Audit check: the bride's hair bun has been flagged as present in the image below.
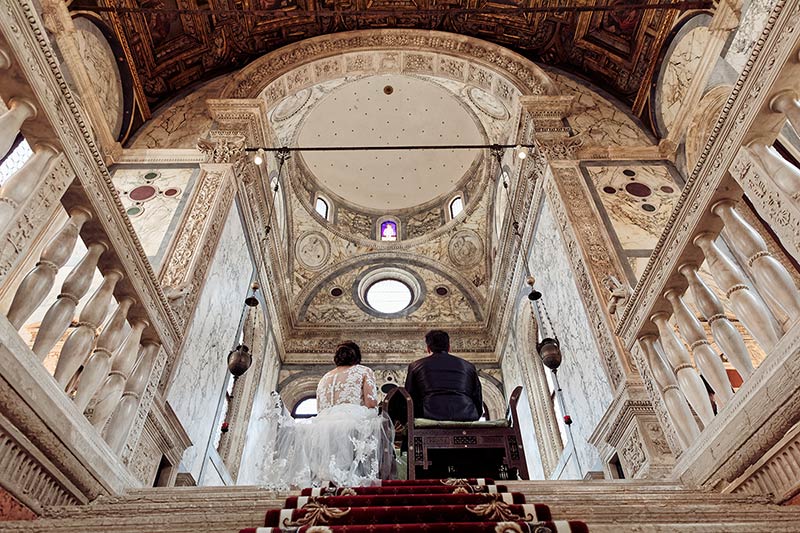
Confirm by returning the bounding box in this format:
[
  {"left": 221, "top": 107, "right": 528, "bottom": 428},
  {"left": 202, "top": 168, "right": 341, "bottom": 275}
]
[{"left": 334, "top": 341, "right": 362, "bottom": 366}]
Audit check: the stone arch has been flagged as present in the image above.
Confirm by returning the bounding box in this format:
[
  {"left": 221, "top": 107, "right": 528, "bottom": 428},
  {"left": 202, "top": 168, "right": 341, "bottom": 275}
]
[
  {"left": 479, "top": 372, "right": 506, "bottom": 421},
  {"left": 221, "top": 29, "right": 560, "bottom": 101}
]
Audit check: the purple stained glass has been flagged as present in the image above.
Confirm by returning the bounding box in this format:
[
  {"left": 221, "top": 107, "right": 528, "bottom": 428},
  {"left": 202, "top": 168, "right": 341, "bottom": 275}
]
[{"left": 380, "top": 221, "right": 397, "bottom": 241}]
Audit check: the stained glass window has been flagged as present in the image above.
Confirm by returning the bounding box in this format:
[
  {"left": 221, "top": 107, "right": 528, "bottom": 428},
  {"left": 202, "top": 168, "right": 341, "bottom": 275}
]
[{"left": 380, "top": 220, "right": 397, "bottom": 241}]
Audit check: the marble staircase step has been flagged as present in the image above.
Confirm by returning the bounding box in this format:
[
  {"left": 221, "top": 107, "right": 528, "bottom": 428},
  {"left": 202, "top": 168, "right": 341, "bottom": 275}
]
[{"left": 0, "top": 481, "right": 799, "bottom": 532}]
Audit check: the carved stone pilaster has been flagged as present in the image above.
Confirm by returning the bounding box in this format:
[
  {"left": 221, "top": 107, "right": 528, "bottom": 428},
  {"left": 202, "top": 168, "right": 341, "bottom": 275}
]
[
  {"left": 544, "top": 165, "right": 629, "bottom": 390},
  {"left": 589, "top": 380, "right": 677, "bottom": 480},
  {"left": 126, "top": 399, "right": 191, "bottom": 487},
  {"left": 157, "top": 163, "right": 237, "bottom": 392}
]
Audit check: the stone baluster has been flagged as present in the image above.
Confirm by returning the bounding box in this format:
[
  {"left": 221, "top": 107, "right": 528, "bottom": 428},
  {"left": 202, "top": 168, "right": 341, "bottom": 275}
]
[
  {"left": 54, "top": 269, "right": 122, "bottom": 388},
  {"left": 104, "top": 341, "right": 160, "bottom": 453},
  {"left": 639, "top": 335, "right": 701, "bottom": 449},
  {"left": 32, "top": 241, "right": 106, "bottom": 360},
  {"left": 0, "top": 143, "right": 60, "bottom": 229},
  {"left": 651, "top": 312, "right": 715, "bottom": 426},
  {"left": 680, "top": 263, "right": 755, "bottom": 380},
  {"left": 771, "top": 90, "right": 800, "bottom": 136},
  {"left": 694, "top": 233, "right": 783, "bottom": 350},
  {"left": 73, "top": 297, "right": 133, "bottom": 412},
  {"left": 6, "top": 207, "right": 92, "bottom": 330},
  {"left": 664, "top": 289, "right": 734, "bottom": 407},
  {"left": 89, "top": 319, "right": 149, "bottom": 429},
  {"left": 0, "top": 97, "right": 37, "bottom": 159},
  {"left": 713, "top": 200, "right": 800, "bottom": 326},
  {"left": 747, "top": 142, "right": 800, "bottom": 202}
]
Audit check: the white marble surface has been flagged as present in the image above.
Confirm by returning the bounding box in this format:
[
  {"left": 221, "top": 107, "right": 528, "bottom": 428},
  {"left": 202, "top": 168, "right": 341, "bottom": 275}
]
[
  {"left": 236, "top": 335, "right": 281, "bottom": 485},
  {"left": 112, "top": 166, "right": 196, "bottom": 268},
  {"left": 527, "top": 198, "right": 614, "bottom": 478},
  {"left": 129, "top": 76, "right": 228, "bottom": 149},
  {"left": 586, "top": 164, "right": 681, "bottom": 251},
  {"left": 725, "top": 0, "right": 779, "bottom": 74},
  {"left": 548, "top": 71, "right": 651, "bottom": 147},
  {"left": 73, "top": 18, "right": 123, "bottom": 139},
  {"left": 659, "top": 27, "right": 710, "bottom": 134},
  {"left": 166, "top": 205, "right": 252, "bottom": 481}
]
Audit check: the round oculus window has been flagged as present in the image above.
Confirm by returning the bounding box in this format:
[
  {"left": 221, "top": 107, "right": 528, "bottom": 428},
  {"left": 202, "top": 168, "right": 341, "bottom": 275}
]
[{"left": 365, "top": 279, "right": 413, "bottom": 314}]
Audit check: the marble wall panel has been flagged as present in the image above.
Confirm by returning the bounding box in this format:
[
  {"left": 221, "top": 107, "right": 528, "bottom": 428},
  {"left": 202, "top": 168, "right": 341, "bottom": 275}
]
[
  {"left": 583, "top": 163, "right": 682, "bottom": 281},
  {"left": 112, "top": 166, "right": 197, "bottom": 269},
  {"left": 129, "top": 76, "right": 228, "bottom": 149},
  {"left": 527, "top": 197, "right": 614, "bottom": 477},
  {"left": 657, "top": 26, "right": 711, "bottom": 135},
  {"left": 166, "top": 205, "right": 252, "bottom": 481},
  {"left": 725, "top": 0, "right": 780, "bottom": 74},
  {"left": 547, "top": 71, "right": 652, "bottom": 147},
  {"left": 72, "top": 18, "right": 123, "bottom": 139},
  {"left": 237, "top": 335, "right": 282, "bottom": 485}
]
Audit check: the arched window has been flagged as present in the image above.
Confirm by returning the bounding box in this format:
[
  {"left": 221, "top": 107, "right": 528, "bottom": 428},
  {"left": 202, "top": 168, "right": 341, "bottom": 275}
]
[
  {"left": 449, "top": 196, "right": 464, "bottom": 218},
  {"left": 315, "top": 197, "right": 329, "bottom": 219},
  {"left": 380, "top": 220, "right": 398, "bottom": 241},
  {"left": 292, "top": 396, "right": 318, "bottom": 419}
]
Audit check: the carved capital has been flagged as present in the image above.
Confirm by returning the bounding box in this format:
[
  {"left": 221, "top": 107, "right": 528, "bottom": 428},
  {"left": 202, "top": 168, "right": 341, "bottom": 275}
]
[{"left": 197, "top": 135, "right": 247, "bottom": 164}]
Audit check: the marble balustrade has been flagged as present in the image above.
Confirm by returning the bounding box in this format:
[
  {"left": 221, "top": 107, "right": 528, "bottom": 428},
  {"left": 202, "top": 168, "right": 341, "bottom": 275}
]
[
  {"left": 0, "top": 36, "right": 171, "bottom": 465},
  {"left": 619, "top": 45, "right": 800, "bottom": 455}
]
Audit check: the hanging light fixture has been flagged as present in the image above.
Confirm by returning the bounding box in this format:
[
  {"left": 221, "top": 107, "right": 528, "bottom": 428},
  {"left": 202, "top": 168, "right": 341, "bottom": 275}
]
[
  {"left": 227, "top": 344, "right": 252, "bottom": 379},
  {"left": 244, "top": 281, "right": 260, "bottom": 307}
]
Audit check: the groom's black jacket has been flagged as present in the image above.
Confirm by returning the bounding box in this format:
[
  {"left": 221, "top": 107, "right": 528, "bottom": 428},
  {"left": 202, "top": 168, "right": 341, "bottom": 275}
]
[{"left": 404, "top": 351, "right": 483, "bottom": 421}]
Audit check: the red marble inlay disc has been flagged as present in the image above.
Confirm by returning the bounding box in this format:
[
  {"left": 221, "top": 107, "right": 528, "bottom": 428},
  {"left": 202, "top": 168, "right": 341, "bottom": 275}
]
[
  {"left": 625, "top": 182, "right": 651, "bottom": 197},
  {"left": 129, "top": 185, "right": 157, "bottom": 201}
]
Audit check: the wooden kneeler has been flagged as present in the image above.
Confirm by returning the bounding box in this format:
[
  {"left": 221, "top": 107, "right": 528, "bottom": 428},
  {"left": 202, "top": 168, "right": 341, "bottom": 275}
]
[{"left": 382, "top": 386, "right": 529, "bottom": 480}]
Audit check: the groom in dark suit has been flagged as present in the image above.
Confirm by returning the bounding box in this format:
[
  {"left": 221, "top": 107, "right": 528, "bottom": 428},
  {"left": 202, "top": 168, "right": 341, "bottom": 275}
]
[{"left": 405, "top": 330, "right": 483, "bottom": 421}]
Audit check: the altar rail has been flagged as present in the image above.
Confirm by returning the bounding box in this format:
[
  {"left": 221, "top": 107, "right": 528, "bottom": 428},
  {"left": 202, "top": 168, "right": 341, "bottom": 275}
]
[
  {"left": 0, "top": 0, "right": 182, "bottom": 510},
  {"left": 616, "top": 1, "right": 800, "bottom": 496}
]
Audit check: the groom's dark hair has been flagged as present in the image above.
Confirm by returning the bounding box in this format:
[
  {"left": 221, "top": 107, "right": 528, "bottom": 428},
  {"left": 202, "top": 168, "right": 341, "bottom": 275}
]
[
  {"left": 334, "top": 341, "right": 362, "bottom": 366},
  {"left": 425, "top": 330, "right": 450, "bottom": 353}
]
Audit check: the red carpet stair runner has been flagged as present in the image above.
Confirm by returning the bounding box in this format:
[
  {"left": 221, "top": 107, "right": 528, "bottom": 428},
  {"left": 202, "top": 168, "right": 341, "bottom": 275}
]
[{"left": 240, "top": 478, "right": 589, "bottom": 532}]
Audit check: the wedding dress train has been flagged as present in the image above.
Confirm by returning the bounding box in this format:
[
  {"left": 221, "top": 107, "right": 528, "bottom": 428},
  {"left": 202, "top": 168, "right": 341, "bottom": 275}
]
[{"left": 262, "top": 364, "right": 394, "bottom": 489}]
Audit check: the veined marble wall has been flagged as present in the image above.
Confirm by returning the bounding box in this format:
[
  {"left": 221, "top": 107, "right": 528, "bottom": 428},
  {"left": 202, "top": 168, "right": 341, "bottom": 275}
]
[
  {"left": 582, "top": 163, "right": 682, "bottom": 282},
  {"left": 237, "top": 334, "right": 281, "bottom": 485},
  {"left": 725, "top": 0, "right": 780, "bottom": 74},
  {"left": 72, "top": 17, "right": 124, "bottom": 139},
  {"left": 655, "top": 18, "right": 711, "bottom": 136},
  {"left": 166, "top": 204, "right": 252, "bottom": 481},
  {"left": 112, "top": 166, "right": 198, "bottom": 269},
  {"left": 128, "top": 76, "right": 228, "bottom": 149},
  {"left": 546, "top": 70, "right": 652, "bottom": 147},
  {"left": 527, "top": 196, "right": 614, "bottom": 477}
]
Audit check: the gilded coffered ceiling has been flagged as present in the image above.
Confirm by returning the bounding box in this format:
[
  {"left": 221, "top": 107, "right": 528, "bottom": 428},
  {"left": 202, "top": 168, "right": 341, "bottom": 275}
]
[{"left": 72, "top": 0, "right": 709, "bottom": 119}]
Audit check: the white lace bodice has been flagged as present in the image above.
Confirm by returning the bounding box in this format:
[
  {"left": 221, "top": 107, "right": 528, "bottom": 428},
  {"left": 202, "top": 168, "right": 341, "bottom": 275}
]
[{"left": 316, "top": 364, "right": 378, "bottom": 411}]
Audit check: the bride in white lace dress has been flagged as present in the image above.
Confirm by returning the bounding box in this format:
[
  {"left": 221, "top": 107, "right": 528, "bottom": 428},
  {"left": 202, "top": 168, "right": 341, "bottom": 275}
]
[{"left": 264, "top": 341, "right": 394, "bottom": 488}]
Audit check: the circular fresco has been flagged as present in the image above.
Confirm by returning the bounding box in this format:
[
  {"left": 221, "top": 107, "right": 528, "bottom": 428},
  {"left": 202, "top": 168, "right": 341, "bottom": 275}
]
[
  {"left": 467, "top": 85, "right": 509, "bottom": 120},
  {"left": 448, "top": 229, "right": 484, "bottom": 268},
  {"left": 295, "top": 231, "right": 331, "bottom": 271},
  {"left": 273, "top": 88, "right": 312, "bottom": 122}
]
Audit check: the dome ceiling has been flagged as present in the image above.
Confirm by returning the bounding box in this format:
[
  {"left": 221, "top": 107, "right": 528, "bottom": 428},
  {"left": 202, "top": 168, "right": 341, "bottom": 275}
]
[
  {"left": 296, "top": 74, "right": 483, "bottom": 211},
  {"left": 82, "top": 1, "right": 696, "bottom": 122}
]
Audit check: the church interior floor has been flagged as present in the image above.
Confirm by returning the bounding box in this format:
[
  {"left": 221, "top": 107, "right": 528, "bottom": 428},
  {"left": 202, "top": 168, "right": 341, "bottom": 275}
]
[{"left": 2, "top": 480, "right": 800, "bottom": 532}]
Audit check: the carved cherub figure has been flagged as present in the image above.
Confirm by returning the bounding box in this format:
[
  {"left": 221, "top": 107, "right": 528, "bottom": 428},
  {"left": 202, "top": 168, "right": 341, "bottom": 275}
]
[{"left": 603, "top": 275, "right": 630, "bottom": 319}]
